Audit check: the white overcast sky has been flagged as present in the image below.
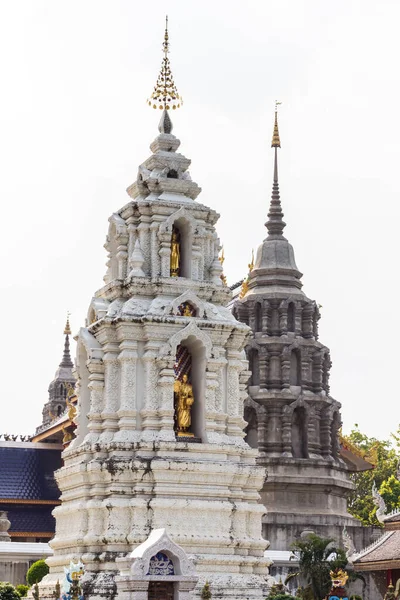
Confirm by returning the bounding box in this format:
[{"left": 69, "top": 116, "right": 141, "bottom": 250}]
[{"left": 1, "top": 0, "right": 399, "bottom": 440}]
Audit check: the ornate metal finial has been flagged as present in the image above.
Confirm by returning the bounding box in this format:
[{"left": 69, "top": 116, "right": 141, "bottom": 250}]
[
  {"left": 64, "top": 312, "right": 71, "bottom": 335},
  {"left": 271, "top": 101, "right": 282, "bottom": 148},
  {"left": 265, "top": 103, "right": 286, "bottom": 239},
  {"left": 147, "top": 16, "right": 182, "bottom": 111}
]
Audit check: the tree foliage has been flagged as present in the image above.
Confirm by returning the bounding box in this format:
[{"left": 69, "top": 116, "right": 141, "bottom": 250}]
[
  {"left": 26, "top": 560, "right": 49, "bottom": 586},
  {"left": 0, "top": 583, "right": 20, "bottom": 600},
  {"left": 15, "top": 586, "right": 29, "bottom": 598},
  {"left": 291, "top": 534, "right": 344, "bottom": 600},
  {"left": 343, "top": 425, "right": 400, "bottom": 525}
]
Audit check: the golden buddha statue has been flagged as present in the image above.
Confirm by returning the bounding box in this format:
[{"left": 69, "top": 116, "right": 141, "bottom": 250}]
[
  {"left": 183, "top": 302, "right": 193, "bottom": 317},
  {"left": 170, "top": 230, "right": 180, "bottom": 277},
  {"left": 173, "top": 374, "right": 194, "bottom": 436}
]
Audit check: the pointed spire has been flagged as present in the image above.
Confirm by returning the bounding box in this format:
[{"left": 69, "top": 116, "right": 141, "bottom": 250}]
[
  {"left": 147, "top": 16, "right": 182, "bottom": 112},
  {"left": 265, "top": 103, "right": 286, "bottom": 239},
  {"left": 60, "top": 314, "right": 73, "bottom": 368}
]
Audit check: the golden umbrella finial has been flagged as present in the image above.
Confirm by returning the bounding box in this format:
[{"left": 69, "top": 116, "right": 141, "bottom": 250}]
[
  {"left": 271, "top": 100, "right": 282, "bottom": 148},
  {"left": 147, "top": 16, "right": 182, "bottom": 111},
  {"left": 64, "top": 312, "right": 71, "bottom": 335}
]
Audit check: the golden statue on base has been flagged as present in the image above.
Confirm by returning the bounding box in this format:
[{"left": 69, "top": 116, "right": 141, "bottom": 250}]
[
  {"left": 170, "top": 230, "right": 180, "bottom": 277},
  {"left": 174, "top": 374, "right": 194, "bottom": 436}
]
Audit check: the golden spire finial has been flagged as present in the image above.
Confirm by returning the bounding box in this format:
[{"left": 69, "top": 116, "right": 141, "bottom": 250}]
[
  {"left": 271, "top": 101, "right": 282, "bottom": 148},
  {"left": 64, "top": 312, "right": 71, "bottom": 336},
  {"left": 147, "top": 16, "right": 182, "bottom": 111}
]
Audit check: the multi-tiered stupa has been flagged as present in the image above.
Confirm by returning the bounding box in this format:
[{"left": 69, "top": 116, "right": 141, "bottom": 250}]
[{"left": 41, "top": 20, "right": 271, "bottom": 600}]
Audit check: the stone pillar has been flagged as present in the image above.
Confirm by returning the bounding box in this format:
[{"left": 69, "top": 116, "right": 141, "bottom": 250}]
[
  {"left": 259, "top": 346, "right": 269, "bottom": 388},
  {"left": 115, "top": 340, "right": 138, "bottom": 441},
  {"left": 301, "top": 348, "right": 313, "bottom": 391},
  {"left": 257, "top": 406, "right": 268, "bottom": 456},
  {"left": 294, "top": 301, "right": 303, "bottom": 336},
  {"left": 157, "top": 358, "right": 176, "bottom": 439},
  {"left": 86, "top": 361, "right": 105, "bottom": 442},
  {"left": 302, "top": 303, "right": 314, "bottom": 339},
  {"left": 141, "top": 342, "right": 160, "bottom": 432},
  {"left": 137, "top": 218, "right": 151, "bottom": 274},
  {"left": 281, "top": 347, "right": 291, "bottom": 389},
  {"left": 282, "top": 406, "right": 293, "bottom": 456},
  {"left": 101, "top": 349, "right": 120, "bottom": 436},
  {"left": 312, "top": 351, "right": 323, "bottom": 393},
  {"left": 320, "top": 410, "right": 332, "bottom": 458},
  {"left": 150, "top": 221, "right": 161, "bottom": 278},
  {"left": 268, "top": 345, "right": 282, "bottom": 390},
  {"left": 278, "top": 301, "right": 288, "bottom": 334},
  {"left": 307, "top": 405, "right": 322, "bottom": 458}
]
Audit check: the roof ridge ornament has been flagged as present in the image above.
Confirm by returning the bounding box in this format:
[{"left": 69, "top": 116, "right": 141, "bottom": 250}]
[
  {"left": 265, "top": 102, "right": 287, "bottom": 240},
  {"left": 147, "top": 16, "right": 182, "bottom": 112}
]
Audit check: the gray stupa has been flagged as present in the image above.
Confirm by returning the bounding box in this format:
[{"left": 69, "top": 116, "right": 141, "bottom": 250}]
[{"left": 232, "top": 109, "right": 372, "bottom": 553}]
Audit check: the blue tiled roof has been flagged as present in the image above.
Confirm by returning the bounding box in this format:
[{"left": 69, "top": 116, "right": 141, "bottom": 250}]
[
  {"left": 0, "top": 447, "right": 62, "bottom": 501},
  {"left": 4, "top": 505, "right": 55, "bottom": 534}
]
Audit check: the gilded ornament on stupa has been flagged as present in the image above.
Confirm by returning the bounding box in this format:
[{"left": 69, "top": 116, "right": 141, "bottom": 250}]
[
  {"left": 271, "top": 101, "right": 281, "bottom": 148},
  {"left": 239, "top": 249, "right": 254, "bottom": 299},
  {"left": 147, "top": 16, "right": 182, "bottom": 111},
  {"left": 64, "top": 312, "right": 71, "bottom": 335}
]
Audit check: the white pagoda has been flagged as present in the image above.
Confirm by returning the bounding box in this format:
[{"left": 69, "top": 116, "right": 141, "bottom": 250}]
[{"left": 42, "top": 19, "right": 270, "bottom": 600}]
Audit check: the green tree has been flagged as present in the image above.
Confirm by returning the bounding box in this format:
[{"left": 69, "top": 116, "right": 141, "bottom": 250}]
[
  {"left": 343, "top": 425, "right": 399, "bottom": 525},
  {"left": 26, "top": 560, "right": 49, "bottom": 586},
  {"left": 380, "top": 475, "right": 400, "bottom": 512},
  {"left": 0, "top": 583, "right": 20, "bottom": 600},
  {"left": 201, "top": 581, "right": 211, "bottom": 600},
  {"left": 291, "top": 534, "right": 343, "bottom": 600}
]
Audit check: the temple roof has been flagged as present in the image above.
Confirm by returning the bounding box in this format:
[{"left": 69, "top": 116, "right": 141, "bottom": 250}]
[
  {"left": 353, "top": 530, "right": 400, "bottom": 571},
  {"left": 0, "top": 444, "right": 62, "bottom": 501},
  {"left": 4, "top": 505, "right": 56, "bottom": 537}
]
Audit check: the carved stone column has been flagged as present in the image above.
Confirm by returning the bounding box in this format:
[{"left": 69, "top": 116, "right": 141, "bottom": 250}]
[
  {"left": 268, "top": 345, "right": 282, "bottom": 390},
  {"left": 301, "top": 347, "right": 313, "bottom": 391},
  {"left": 150, "top": 221, "right": 161, "bottom": 278},
  {"left": 259, "top": 345, "right": 269, "bottom": 388},
  {"left": 86, "top": 361, "right": 105, "bottom": 442},
  {"left": 281, "top": 347, "right": 291, "bottom": 389},
  {"left": 278, "top": 300, "right": 288, "bottom": 334},
  {"left": 101, "top": 348, "right": 120, "bottom": 435},
  {"left": 319, "top": 409, "right": 332, "bottom": 458},
  {"left": 269, "top": 300, "right": 280, "bottom": 336},
  {"left": 307, "top": 405, "right": 322, "bottom": 458},
  {"left": 140, "top": 342, "right": 160, "bottom": 433},
  {"left": 115, "top": 340, "right": 138, "bottom": 440},
  {"left": 294, "top": 301, "right": 303, "bottom": 336},
  {"left": 282, "top": 405, "right": 293, "bottom": 456},
  {"left": 257, "top": 405, "right": 268, "bottom": 456},
  {"left": 312, "top": 350, "right": 323, "bottom": 393},
  {"left": 302, "top": 303, "right": 314, "bottom": 339},
  {"left": 156, "top": 358, "right": 176, "bottom": 439}
]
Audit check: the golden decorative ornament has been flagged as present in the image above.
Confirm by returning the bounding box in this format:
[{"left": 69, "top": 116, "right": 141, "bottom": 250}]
[
  {"left": 147, "top": 16, "right": 182, "bottom": 111},
  {"left": 271, "top": 101, "right": 281, "bottom": 148}
]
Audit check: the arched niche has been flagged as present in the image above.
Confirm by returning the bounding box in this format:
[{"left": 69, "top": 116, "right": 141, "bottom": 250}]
[
  {"left": 175, "top": 335, "right": 207, "bottom": 440},
  {"left": 244, "top": 404, "right": 258, "bottom": 449},
  {"left": 171, "top": 217, "right": 192, "bottom": 279},
  {"left": 118, "top": 528, "right": 198, "bottom": 600},
  {"left": 248, "top": 348, "right": 260, "bottom": 386},
  {"left": 287, "top": 302, "right": 295, "bottom": 333},
  {"left": 291, "top": 406, "right": 308, "bottom": 458},
  {"left": 290, "top": 349, "right": 302, "bottom": 386}
]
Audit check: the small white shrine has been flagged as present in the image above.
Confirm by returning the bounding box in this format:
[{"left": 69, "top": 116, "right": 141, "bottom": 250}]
[{"left": 41, "top": 20, "right": 270, "bottom": 600}]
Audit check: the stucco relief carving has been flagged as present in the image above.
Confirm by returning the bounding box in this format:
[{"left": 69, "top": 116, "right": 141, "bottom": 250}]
[
  {"left": 166, "top": 291, "right": 206, "bottom": 318},
  {"left": 159, "top": 322, "right": 212, "bottom": 360},
  {"left": 129, "top": 528, "right": 196, "bottom": 579},
  {"left": 159, "top": 206, "right": 202, "bottom": 237}
]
